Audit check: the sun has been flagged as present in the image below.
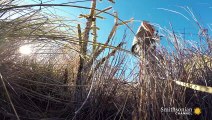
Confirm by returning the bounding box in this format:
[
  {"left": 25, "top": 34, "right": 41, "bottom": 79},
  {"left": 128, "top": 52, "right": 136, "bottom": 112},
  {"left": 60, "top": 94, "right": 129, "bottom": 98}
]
[
  {"left": 19, "top": 45, "right": 32, "bottom": 55},
  {"left": 194, "top": 107, "right": 201, "bottom": 115}
]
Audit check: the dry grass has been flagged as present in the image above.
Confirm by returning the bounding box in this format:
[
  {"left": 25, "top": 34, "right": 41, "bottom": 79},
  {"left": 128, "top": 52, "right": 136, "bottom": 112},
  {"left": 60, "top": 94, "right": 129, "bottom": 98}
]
[{"left": 0, "top": 0, "right": 211, "bottom": 120}]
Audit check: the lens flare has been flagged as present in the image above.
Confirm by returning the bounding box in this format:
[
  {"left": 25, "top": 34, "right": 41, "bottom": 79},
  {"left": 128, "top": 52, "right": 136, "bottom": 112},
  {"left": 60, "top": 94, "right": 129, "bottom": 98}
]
[{"left": 19, "top": 45, "right": 32, "bottom": 55}]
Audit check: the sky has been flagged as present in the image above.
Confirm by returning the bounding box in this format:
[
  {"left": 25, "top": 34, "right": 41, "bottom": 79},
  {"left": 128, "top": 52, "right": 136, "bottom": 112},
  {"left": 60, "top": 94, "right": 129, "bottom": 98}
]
[
  {"left": 63, "top": 0, "right": 212, "bottom": 50},
  {"left": 16, "top": 0, "right": 212, "bottom": 78},
  {"left": 113, "top": 0, "right": 212, "bottom": 28},
  {"left": 97, "top": 0, "right": 212, "bottom": 50},
  {"left": 22, "top": 0, "right": 212, "bottom": 48}
]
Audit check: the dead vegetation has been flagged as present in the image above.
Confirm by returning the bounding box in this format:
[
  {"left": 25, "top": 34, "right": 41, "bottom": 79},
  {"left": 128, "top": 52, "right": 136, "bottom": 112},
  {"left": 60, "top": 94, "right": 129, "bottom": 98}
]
[{"left": 0, "top": 0, "right": 212, "bottom": 120}]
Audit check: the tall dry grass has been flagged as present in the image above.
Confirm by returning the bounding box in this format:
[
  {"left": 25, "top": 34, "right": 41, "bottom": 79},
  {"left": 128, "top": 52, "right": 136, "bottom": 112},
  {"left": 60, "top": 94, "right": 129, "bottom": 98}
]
[{"left": 0, "top": 0, "right": 211, "bottom": 120}]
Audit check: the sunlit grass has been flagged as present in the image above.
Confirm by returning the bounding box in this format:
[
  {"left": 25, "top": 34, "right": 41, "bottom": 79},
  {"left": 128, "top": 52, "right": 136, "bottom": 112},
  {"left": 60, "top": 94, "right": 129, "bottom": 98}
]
[{"left": 0, "top": 0, "right": 211, "bottom": 120}]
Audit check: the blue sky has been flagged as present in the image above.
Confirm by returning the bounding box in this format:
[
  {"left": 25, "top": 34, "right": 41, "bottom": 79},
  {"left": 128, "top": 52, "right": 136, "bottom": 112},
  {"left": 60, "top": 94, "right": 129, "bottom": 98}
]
[
  {"left": 22, "top": 0, "right": 212, "bottom": 78},
  {"left": 94, "top": 0, "right": 212, "bottom": 51},
  {"left": 113, "top": 0, "right": 212, "bottom": 28},
  {"left": 24, "top": 0, "right": 212, "bottom": 49}
]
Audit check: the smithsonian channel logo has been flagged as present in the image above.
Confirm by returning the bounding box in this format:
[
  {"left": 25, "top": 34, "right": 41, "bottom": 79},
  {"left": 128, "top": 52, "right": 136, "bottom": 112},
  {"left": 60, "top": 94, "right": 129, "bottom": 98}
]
[{"left": 161, "top": 107, "right": 201, "bottom": 115}]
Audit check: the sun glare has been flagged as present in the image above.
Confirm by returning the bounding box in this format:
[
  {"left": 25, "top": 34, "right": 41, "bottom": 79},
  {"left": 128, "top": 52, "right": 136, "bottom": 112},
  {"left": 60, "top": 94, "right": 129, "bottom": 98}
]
[{"left": 19, "top": 45, "right": 32, "bottom": 55}]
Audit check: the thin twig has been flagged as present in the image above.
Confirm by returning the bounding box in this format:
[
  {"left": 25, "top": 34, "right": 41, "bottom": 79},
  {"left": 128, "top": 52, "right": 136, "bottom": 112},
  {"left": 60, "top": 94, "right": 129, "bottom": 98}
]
[{"left": 0, "top": 73, "right": 20, "bottom": 120}]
